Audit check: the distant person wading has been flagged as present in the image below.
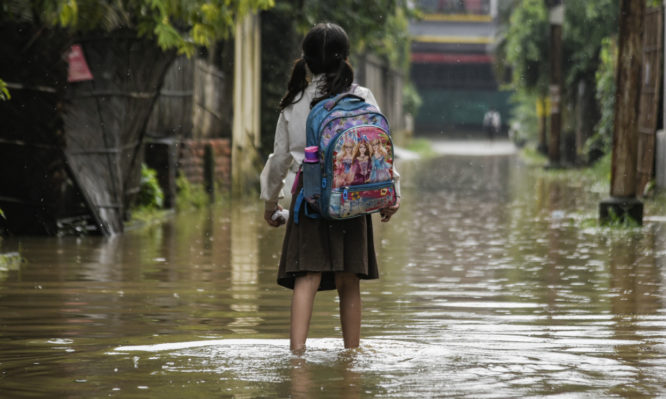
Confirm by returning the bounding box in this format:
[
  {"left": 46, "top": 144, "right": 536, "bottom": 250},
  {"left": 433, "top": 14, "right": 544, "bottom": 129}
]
[{"left": 483, "top": 108, "right": 501, "bottom": 140}]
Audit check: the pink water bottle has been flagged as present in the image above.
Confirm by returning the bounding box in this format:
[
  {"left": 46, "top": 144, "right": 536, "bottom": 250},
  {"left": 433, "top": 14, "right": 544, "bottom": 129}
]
[{"left": 303, "top": 146, "right": 321, "bottom": 201}]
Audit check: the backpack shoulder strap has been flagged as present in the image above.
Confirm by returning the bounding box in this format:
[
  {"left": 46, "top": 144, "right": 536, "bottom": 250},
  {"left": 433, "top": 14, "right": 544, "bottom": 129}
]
[{"left": 324, "top": 93, "right": 365, "bottom": 111}]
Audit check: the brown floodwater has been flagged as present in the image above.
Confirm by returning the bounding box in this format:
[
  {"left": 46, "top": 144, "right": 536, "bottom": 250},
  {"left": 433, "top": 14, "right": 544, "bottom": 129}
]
[{"left": 1, "top": 140, "right": 665, "bottom": 398}]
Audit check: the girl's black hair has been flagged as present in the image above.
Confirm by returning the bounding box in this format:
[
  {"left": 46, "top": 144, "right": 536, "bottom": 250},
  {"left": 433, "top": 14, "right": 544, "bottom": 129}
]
[{"left": 279, "top": 22, "right": 354, "bottom": 110}]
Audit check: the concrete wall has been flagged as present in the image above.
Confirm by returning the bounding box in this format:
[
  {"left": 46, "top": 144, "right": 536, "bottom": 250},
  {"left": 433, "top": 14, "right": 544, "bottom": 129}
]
[
  {"left": 193, "top": 59, "right": 232, "bottom": 139},
  {"left": 355, "top": 53, "right": 410, "bottom": 146}
]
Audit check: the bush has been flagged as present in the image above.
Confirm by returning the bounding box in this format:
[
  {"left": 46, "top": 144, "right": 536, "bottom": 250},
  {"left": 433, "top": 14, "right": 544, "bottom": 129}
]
[
  {"left": 0, "top": 0, "right": 274, "bottom": 56},
  {"left": 507, "top": 90, "right": 540, "bottom": 146},
  {"left": 136, "top": 164, "right": 164, "bottom": 210},
  {"left": 175, "top": 173, "right": 209, "bottom": 210},
  {"left": 403, "top": 81, "right": 423, "bottom": 117}
]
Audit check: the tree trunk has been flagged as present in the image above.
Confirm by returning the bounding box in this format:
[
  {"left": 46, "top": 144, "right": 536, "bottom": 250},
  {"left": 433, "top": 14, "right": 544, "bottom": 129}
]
[
  {"left": 600, "top": 0, "right": 645, "bottom": 226},
  {"left": 610, "top": 0, "right": 645, "bottom": 198},
  {"left": 635, "top": 6, "right": 663, "bottom": 196}
]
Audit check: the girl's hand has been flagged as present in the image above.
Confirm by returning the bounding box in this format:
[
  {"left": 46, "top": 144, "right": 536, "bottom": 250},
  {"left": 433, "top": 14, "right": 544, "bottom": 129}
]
[
  {"left": 264, "top": 204, "right": 285, "bottom": 227},
  {"left": 380, "top": 197, "right": 400, "bottom": 222}
]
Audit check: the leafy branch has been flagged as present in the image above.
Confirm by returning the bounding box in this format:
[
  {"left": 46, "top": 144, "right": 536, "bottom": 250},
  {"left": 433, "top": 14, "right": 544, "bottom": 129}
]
[
  {"left": 1, "top": 0, "right": 275, "bottom": 56},
  {"left": 0, "top": 79, "right": 9, "bottom": 101}
]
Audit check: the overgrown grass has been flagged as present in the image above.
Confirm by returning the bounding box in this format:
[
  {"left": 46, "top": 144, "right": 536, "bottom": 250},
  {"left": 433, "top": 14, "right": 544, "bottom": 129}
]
[
  {"left": 128, "top": 174, "right": 230, "bottom": 229},
  {"left": 585, "top": 152, "right": 612, "bottom": 182},
  {"left": 136, "top": 164, "right": 164, "bottom": 209},
  {"left": 405, "top": 138, "right": 436, "bottom": 158},
  {"left": 129, "top": 207, "right": 173, "bottom": 224},
  {"left": 601, "top": 207, "right": 642, "bottom": 228},
  {"left": 175, "top": 173, "right": 211, "bottom": 210},
  {"left": 521, "top": 148, "right": 666, "bottom": 226},
  {"left": 519, "top": 145, "right": 548, "bottom": 167},
  {"left": 0, "top": 252, "right": 23, "bottom": 270},
  {"left": 129, "top": 164, "right": 167, "bottom": 225},
  {"left": 520, "top": 148, "right": 611, "bottom": 191},
  {"left": 646, "top": 190, "right": 666, "bottom": 216}
]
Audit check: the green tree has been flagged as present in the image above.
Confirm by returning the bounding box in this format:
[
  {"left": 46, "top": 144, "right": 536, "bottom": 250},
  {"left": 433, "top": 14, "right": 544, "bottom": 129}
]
[
  {"left": 1, "top": 0, "right": 274, "bottom": 56},
  {"left": 562, "top": 0, "right": 618, "bottom": 162},
  {"left": 562, "top": 0, "right": 618, "bottom": 90},
  {"left": 587, "top": 37, "right": 617, "bottom": 159},
  {"left": 299, "top": 0, "right": 414, "bottom": 73},
  {"left": 503, "top": 0, "right": 550, "bottom": 96},
  {"left": 499, "top": 0, "right": 549, "bottom": 148},
  {"left": 260, "top": 0, "right": 415, "bottom": 157},
  {"left": 498, "top": 0, "right": 619, "bottom": 160}
]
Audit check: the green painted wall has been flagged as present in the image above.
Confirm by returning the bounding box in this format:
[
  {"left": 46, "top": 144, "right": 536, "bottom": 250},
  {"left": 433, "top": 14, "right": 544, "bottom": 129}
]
[{"left": 415, "top": 88, "right": 513, "bottom": 133}]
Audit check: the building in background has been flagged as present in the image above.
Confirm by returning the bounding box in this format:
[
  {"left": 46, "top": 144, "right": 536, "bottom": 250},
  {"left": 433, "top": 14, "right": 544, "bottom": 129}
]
[{"left": 410, "top": 0, "right": 510, "bottom": 136}]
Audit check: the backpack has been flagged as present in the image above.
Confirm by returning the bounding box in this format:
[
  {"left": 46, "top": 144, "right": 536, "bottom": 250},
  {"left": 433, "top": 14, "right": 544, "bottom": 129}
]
[{"left": 295, "top": 91, "right": 397, "bottom": 223}]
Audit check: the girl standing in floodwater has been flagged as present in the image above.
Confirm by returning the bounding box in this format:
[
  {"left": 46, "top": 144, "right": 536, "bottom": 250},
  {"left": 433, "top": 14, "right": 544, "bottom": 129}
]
[{"left": 259, "top": 22, "right": 401, "bottom": 352}]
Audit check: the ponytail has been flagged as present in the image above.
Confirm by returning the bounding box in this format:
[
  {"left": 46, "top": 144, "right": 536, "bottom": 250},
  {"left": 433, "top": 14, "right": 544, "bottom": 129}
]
[
  {"left": 279, "top": 58, "right": 308, "bottom": 110},
  {"left": 311, "top": 58, "right": 354, "bottom": 107},
  {"left": 282, "top": 23, "right": 354, "bottom": 109}
]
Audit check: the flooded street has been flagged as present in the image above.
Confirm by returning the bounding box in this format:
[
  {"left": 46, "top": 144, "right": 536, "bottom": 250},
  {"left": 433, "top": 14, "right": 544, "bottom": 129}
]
[{"left": 2, "top": 140, "right": 666, "bottom": 398}]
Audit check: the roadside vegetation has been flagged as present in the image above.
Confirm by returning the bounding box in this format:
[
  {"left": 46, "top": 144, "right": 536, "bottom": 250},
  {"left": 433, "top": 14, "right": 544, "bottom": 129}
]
[
  {"left": 130, "top": 165, "right": 225, "bottom": 227},
  {"left": 0, "top": 0, "right": 274, "bottom": 56},
  {"left": 259, "top": 0, "right": 419, "bottom": 158},
  {"left": 497, "top": 0, "right": 618, "bottom": 165},
  {"left": 174, "top": 173, "right": 213, "bottom": 211},
  {"left": 405, "top": 138, "right": 436, "bottom": 159},
  {"left": 501, "top": 0, "right": 664, "bottom": 225},
  {"left": 129, "top": 164, "right": 169, "bottom": 225}
]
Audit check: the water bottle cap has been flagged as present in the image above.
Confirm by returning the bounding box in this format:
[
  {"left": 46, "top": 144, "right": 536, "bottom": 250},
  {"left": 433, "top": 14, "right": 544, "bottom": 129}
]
[{"left": 304, "top": 146, "right": 319, "bottom": 163}]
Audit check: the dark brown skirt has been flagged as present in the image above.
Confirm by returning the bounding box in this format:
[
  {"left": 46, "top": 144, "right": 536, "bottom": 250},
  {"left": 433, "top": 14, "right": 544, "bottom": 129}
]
[{"left": 277, "top": 186, "right": 379, "bottom": 291}]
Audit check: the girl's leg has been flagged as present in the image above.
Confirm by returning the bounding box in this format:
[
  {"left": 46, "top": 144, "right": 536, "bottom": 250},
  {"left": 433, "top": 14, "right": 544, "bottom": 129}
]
[
  {"left": 290, "top": 272, "right": 322, "bottom": 352},
  {"left": 335, "top": 272, "right": 361, "bottom": 348}
]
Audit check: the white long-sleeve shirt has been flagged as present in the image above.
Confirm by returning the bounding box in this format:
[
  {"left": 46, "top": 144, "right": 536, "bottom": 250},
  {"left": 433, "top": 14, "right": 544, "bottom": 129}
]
[{"left": 260, "top": 74, "right": 401, "bottom": 210}]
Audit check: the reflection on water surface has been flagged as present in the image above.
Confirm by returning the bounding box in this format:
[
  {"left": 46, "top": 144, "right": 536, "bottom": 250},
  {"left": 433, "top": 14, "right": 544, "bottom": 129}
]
[{"left": 1, "top": 141, "right": 665, "bottom": 398}]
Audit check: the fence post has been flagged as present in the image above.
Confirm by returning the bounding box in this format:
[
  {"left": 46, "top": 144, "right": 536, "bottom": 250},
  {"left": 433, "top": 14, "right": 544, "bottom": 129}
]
[{"left": 203, "top": 143, "right": 215, "bottom": 201}]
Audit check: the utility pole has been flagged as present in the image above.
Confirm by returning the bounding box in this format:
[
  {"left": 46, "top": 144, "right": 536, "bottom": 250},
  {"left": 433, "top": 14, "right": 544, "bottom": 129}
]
[
  {"left": 546, "top": 0, "right": 563, "bottom": 167},
  {"left": 599, "top": 0, "right": 645, "bottom": 225}
]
